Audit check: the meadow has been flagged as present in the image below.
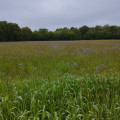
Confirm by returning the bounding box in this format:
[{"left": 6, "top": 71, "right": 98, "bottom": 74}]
[{"left": 0, "top": 40, "right": 120, "bottom": 120}]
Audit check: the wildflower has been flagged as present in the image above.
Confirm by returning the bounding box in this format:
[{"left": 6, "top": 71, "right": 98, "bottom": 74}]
[
  {"left": 95, "top": 66, "right": 100, "bottom": 72},
  {"left": 19, "top": 63, "right": 23, "bottom": 68},
  {"left": 84, "top": 48, "right": 92, "bottom": 54},
  {"left": 66, "top": 63, "right": 69, "bottom": 66},
  {"left": 83, "top": 48, "right": 97, "bottom": 54},
  {"left": 72, "top": 62, "right": 80, "bottom": 69},
  {"left": 95, "top": 64, "right": 107, "bottom": 72},
  {"left": 51, "top": 45, "right": 58, "bottom": 49}
]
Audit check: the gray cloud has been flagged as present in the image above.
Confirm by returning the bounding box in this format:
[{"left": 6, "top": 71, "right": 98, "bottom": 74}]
[{"left": 0, "top": 0, "right": 120, "bottom": 31}]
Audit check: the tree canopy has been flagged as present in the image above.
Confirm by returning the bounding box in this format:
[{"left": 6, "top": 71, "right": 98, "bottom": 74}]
[{"left": 0, "top": 21, "right": 120, "bottom": 41}]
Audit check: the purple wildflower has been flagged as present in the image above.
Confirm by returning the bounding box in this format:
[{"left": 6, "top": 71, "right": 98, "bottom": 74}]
[
  {"left": 95, "top": 64, "right": 107, "bottom": 72},
  {"left": 66, "top": 63, "right": 69, "bottom": 66},
  {"left": 51, "top": 45, "right": 58, "bottom": 49},
  {"left": 84, "top": 48, "right": 92, "bottom": 54},
  {"left": 72, "top": 62, "right": 80, "bottom": 69}
]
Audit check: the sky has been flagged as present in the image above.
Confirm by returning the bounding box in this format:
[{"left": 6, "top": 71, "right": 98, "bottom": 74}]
[{"left": 0, "top": 0, "right": 120, "bottom": 31}]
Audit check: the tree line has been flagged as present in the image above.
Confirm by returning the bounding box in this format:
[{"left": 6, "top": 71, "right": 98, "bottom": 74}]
[{"left": 0, "top": 21, "right": 120, "bottom": 41}]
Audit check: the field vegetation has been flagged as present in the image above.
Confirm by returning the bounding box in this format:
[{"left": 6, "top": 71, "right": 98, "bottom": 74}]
[{"left": 0, "top": 40, "right": 120, "bottom": 119}]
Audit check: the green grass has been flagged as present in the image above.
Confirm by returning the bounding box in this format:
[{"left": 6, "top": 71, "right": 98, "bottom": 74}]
[
  {"left": 0, "top": 40, "right": 120, "bottom": 119},
  {"left": 0, "top": 74, "right": 120, "bottom": 119}
]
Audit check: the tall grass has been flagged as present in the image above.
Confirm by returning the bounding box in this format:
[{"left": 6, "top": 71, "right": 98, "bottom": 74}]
[
  {"left": 0, "top": 40, "right": 120, "bottom": 119},
  {"left": 0, "top": 73, "right": 120, "bottom": 119}
]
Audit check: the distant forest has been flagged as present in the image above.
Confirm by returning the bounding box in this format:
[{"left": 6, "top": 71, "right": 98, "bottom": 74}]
[{"left": 0, "top": 21, "right": 120, "bottom": 41}]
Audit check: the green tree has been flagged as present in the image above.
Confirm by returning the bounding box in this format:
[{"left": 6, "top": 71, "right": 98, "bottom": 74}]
[
  {"left": 0, "top": 21, "right": 8, "bottom": 41},
  {"left": 79, "top": 25, "right": 89, "bottom": 39},
  {"left": 7, "top": 23, "right": 22, "bottom": 41},
  {"left": 21, "top": 27, "right": 32, "bottom": 41}
]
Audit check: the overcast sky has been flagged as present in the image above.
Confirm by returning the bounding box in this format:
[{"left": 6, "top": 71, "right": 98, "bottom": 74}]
[{"left": 0, "top": 0, "right": 120, "bottom": 31}]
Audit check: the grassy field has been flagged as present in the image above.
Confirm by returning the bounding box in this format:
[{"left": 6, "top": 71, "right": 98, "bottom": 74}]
[{"left": 0, "top": 40, "right": 120, "bottom": 119}]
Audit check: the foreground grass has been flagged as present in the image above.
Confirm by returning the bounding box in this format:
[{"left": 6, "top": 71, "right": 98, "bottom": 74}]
[
  {"left": 0, "top": 40, "right": 120, "bottom": 119},
  {"left": 0, "top": 73, "right": 120, "bottom": 120}
]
